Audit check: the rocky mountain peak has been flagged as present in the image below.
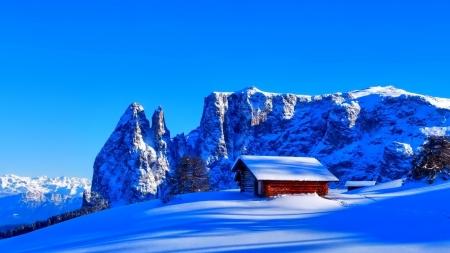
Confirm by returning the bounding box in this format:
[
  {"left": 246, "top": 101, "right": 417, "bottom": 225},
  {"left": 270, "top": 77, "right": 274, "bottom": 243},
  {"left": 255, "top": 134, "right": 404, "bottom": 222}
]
[
  {"left": 88, "top": 86, "right": 450, "bottom": 207},
  {"left": 193, "top": 86, "right": 450, "bottom": 188},
  {"left": 151, "top": 106, "right": 170, "bottom": 144},
  {"left": 0, "top": 174, "right": 90, "bottom": 198},
  {"left": 241, "top": 86, "right": 262, "bottom": 93},
  {"left": 87, "top": 103, "right": 172, "bottom": 206},
  {"left": 116, "top": 103, "right": 146, "bottom": 127}
]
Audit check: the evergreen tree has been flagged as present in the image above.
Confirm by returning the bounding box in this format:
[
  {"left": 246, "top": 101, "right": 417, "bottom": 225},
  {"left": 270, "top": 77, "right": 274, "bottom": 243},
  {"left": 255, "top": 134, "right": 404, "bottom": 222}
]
[
  {"left": 170, "top": 155, "right": 210, "bottom": 195},
  {"left": 410, "top": 135, "right": 450, "bottom": 183}
]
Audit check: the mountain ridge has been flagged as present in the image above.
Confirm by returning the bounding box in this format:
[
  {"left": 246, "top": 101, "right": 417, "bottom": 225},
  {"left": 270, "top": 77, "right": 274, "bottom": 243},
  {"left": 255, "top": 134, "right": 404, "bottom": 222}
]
[
  {"left": 87, "top": 86, "right": 450, "bottom": 206},
  {"left": 0, "top": 174, "right": 90, "bottom": 198},
  {"left": 0, "top": 174, "right": 90, "bottom": 227}
]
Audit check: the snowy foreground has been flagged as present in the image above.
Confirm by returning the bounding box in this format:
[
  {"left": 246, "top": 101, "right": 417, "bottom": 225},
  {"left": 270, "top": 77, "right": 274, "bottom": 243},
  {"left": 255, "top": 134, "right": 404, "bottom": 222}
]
[{"left": 1, "top": 181, "right": 450, "bottom": 253}]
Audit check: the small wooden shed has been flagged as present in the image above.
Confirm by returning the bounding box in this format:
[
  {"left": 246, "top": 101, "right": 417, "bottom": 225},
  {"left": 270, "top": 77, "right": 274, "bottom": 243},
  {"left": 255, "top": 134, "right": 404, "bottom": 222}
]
[
  {"left": 345, "top": 181, "right": 377, "bottom": 191},
  {"left": 231, "top": 155, "right": 339, "bottom": 197}
]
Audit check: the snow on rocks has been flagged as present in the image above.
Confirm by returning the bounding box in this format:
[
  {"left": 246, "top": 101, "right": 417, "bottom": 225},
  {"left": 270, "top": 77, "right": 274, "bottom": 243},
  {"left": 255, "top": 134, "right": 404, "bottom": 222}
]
[
  {"left": 0, "top": 174, "right": 90, "bottom": 227},
  {"left": 88, "top": 103, "right": 172, "bottom": 207},
  {"left": 187, "top": 85, "right": 450, "bottom": 188},
  {"left": 89, "top": 86, "right": 450, "bottom": 207},
  {"left": 420, "top": 126, "right": 450, "bottom": 136},
  {"left": 348, "top": 85, "right": 417, "bottom": 98},
  {"left": 0, "top": 174, "right": 90, "bottom": 198}
]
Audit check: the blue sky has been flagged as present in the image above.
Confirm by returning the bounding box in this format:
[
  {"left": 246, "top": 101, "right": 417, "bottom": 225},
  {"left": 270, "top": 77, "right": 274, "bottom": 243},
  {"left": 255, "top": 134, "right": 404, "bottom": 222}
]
[{"left": 1, "top": 1, "right": 449, "bottom": 179}]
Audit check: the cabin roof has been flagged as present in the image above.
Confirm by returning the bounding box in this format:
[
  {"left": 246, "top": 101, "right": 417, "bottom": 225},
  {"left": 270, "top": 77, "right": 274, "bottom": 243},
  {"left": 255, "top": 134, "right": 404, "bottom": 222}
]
[
  {"left": 344, "top": 181, "right": 377, "bottom": 187},
  {"left": 231, "top": 155, "right": 339, "bottom": 182}
]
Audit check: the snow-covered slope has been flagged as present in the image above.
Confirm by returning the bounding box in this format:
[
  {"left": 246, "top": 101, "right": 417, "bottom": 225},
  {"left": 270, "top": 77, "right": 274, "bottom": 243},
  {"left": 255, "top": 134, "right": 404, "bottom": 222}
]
[
  {"left": 2, "top": 181, "right": 450, "bottom": 252},
  {"left": 89, "top": 85, "right": 450, "bottom": 206},
  {"left": 0, "top": 175, "right": 90, "bottom": 227}
]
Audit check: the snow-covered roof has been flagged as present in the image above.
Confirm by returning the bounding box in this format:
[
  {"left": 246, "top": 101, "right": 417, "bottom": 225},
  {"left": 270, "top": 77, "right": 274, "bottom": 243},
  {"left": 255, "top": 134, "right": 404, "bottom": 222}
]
[
  {"left": 344, "top": 181, "right": 377, "bottom": 187},
  {"left": 232, "top": 155, "right": 339, "bottom": 182}
]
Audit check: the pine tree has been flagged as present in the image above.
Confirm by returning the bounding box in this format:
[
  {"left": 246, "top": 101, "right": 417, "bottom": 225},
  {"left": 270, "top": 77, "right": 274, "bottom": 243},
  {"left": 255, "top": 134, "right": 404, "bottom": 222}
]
[
  {"left": 170, "top": 155, "right": 210, "bottom": 195},
  {"left": 410, "top": 135, "right": 450, "bottom": 183}
]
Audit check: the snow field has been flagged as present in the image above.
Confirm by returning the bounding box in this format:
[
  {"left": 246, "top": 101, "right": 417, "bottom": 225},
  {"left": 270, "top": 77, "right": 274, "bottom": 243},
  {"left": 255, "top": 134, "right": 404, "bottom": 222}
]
[{"left": 1, "top": 181, "right": 450, "bottom": 252}]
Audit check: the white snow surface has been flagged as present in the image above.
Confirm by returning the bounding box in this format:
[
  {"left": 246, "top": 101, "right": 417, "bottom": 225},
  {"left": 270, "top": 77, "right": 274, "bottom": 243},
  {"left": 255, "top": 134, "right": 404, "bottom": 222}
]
[
  {"left": 344, "top": 181, "right": 377, "bottom": 187},
  {"left": 233, "top": 155, "right": 339, "bottom": 181},
  {"left": 420, "top": 127, "right": 450, "bottom": 136},
  {"left": 348, "top": 86, "right": 417, "bottom": 98},
  {"left": 349, "top": 86, "right": 450, "bottom": 109},
  {"left": 2, "top": 180, "right": 450, "bottom": 252}
]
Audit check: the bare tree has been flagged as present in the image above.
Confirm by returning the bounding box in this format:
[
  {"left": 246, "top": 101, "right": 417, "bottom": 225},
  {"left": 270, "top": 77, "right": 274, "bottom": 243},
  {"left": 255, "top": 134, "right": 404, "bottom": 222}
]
[{"left": 410, "top": 135, "right": 450, "bottom": 183}]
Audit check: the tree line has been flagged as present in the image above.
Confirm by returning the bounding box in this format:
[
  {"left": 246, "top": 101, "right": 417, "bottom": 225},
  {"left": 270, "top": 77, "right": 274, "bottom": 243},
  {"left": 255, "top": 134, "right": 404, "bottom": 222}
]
[{"left": 0, "top": 201, "right": 109, "bottom": 240}]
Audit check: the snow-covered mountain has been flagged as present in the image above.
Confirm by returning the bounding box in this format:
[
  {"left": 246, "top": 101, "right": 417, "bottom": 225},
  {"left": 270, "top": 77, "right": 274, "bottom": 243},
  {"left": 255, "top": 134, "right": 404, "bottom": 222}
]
[
  {"left": 185, "top": 86, "right": 450, "bottom": 185},
  {"left": 88, "top": 86, "right": 450, "bottom": 206},
  {"left": 0, "top": 174, "right": 90, "bottom": 198},
  {"left": 0, "top": 174, "right": 90, "bottom": 227},
  {"left": 87, "top": 103, "right": 171, "bottom": 207}
]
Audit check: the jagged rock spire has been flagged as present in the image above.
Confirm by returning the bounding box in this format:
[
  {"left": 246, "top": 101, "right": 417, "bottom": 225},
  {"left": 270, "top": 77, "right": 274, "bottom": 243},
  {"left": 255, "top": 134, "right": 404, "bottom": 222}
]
[
  {"left": 87, "top": 103, "right": 172, "bottom": 207},
  {"left": 152, "top": 105, "right": 171, "bottom": 152},
  {"left": 87, "top": 86, "right": 450, "bottom": 207}
]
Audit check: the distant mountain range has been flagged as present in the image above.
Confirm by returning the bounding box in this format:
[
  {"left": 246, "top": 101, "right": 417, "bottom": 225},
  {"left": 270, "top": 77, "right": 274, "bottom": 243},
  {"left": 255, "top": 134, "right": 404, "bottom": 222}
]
[
  {"left": 0, "top": 174, "right": 90, "bottom": 229},
  {"left": 85, "top": 86, "right": 450, "bottom": 207}
]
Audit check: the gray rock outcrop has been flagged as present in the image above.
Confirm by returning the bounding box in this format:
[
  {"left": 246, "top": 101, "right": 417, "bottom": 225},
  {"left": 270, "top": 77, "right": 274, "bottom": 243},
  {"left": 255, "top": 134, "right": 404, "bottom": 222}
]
[{"left": 88, "top": 86, "right": 450, "bottom": 206}]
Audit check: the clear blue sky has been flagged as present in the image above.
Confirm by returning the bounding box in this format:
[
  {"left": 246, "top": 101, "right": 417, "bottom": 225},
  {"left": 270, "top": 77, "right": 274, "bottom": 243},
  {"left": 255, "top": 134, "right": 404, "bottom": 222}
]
[{"left": 1, "top": 1, "right": 449, "bottom": 179}]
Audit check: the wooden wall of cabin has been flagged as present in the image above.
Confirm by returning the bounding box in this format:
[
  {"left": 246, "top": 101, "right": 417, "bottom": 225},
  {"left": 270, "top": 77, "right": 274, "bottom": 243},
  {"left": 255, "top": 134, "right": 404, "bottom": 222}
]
[
  {"left": 235, "top": 163, "right": 257, "bottom": 193},
  {"left": 261, "top": 181, "right": 329, "bottom": 197}
]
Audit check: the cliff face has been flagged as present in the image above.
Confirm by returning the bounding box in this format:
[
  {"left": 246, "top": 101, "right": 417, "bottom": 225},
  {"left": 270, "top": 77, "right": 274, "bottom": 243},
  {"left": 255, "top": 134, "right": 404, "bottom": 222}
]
[
  {"left": 185, "top": 86, "right": 450, "bottom": 188},
  {"left": 89, "top": 86, "right": 450, "bottom": 206},
  {"left": 88, "top": 103, "right": 171, "bottom": 206}
]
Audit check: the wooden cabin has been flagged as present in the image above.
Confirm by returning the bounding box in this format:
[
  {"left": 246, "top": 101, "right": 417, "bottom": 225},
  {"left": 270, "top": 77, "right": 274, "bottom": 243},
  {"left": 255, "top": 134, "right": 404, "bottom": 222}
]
[
  {"left": 231, "top": 155, "right": 339, "bottom": 197},
  {"left": 344, "top": 181, "right": 377, "bottom": 191}
]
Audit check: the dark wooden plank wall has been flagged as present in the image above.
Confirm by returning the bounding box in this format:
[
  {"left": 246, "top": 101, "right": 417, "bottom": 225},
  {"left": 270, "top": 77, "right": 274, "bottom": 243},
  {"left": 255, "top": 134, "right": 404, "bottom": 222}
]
[
  {"left": 240, "top": 168, "right": 257, "bottom": 193},
  {"left": 262, "top": 181, "right": 329, "bottom": 197},
  {"left": 235, "top": 162, "right": 257, "bottom": 193}
]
